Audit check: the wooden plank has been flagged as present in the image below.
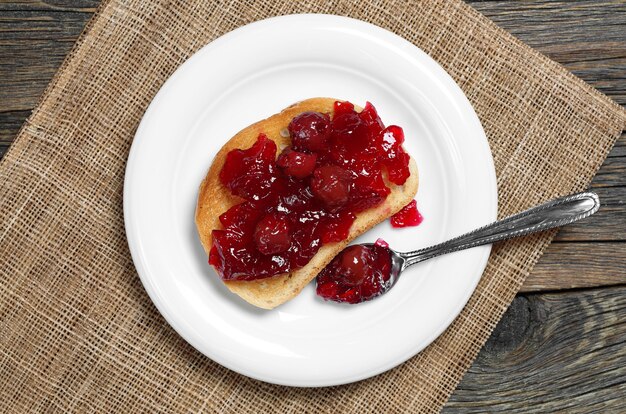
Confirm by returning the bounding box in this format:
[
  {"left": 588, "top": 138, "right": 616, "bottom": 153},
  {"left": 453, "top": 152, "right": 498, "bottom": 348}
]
[
  {"left": 552, "top": 185, "right": 626, "bottom": 242},
  {"left": 589, "top": 156, "right": 626, "bottom": 188},
  {"left": 0, "top": 1, "right": 98, "bottom": 12},
  {"left": 522, "top": 242, "right": 626, "bottom": 292},
  {"left": 0, "top": 9, "right": 94, "bottom": 112},
  {"left": 445, "top": 286, "right": 626, "bottom": 413},
  {"left": 0, "top": 110, "right": 30, "bottom": 145}
]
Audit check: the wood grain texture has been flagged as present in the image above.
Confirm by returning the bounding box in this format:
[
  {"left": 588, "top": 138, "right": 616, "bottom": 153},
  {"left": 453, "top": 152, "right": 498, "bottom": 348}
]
[
  {"left": 522, "top": 242, "right": 626, "bottom": 291},
  {"left": 551, "top": 185, "right": 626, "bottom": 241},
  {"left": 0, "top": 110, "right": 30, "bottom": 145},
  {"left": 0, "top": 1, "right": 97, "bottom": 11},
  {"left": 0, "top": 3, "right": 97, "bottom": 112},
  {"left": 445, "top": 286, "right": 626, "bottom": 413}
]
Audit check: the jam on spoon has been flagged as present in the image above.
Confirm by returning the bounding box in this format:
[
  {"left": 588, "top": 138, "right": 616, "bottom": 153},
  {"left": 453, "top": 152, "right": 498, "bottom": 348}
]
[
  {"left": 316, "top": 241, "right": 393, "bottom": 304},
  {"left": 316, "top": 191, "right": 600, "bottom": 304}
]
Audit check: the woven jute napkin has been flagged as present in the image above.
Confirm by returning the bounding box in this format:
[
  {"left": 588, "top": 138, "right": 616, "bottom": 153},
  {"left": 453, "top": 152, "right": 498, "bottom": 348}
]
[{"left": 1, "top": 0, "right": 624, "bottom": 412}]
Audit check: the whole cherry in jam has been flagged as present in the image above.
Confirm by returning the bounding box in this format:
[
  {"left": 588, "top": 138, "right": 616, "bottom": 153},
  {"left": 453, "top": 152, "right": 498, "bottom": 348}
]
[
  {"left": 212, "top": 100, "right": 412, "bottom": 281},
  {"left": 289, "top": 111, "right": 331, "bottom": 152},
  {"left": 311, "top": 165, "right": 351, "bottom": 209},
  {"left": 337, "top": 245, "right": 376, "bottom": 285},
  {"left": 316, "top": 243, "right": 393, "bottom": 304},
  {"left": 276, "top": 147, "right": 317, "bottom": 178}
]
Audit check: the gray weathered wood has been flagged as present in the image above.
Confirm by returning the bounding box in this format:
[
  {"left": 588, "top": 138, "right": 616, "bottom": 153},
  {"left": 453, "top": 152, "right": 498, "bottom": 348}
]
[
  {"left": 553, "top": 184, "right": 626, "bottom": 242},
  {"left": 445, "top": 286, "right": 626, "bottom": 413},
  {"left": 0, "top": 1, "right": 98, "bottom": 11},
  {"left": 0, "top": 110, "right": 30, "bottom": 145},
  {"left": 0, "top": 5, "right": 97, "bottom": 112},
  {"left": 590, "top": 155, "right": 626, "bottom": 188},
  {"left": 523, "top": 242, "right": 626, "bottom": 291}
]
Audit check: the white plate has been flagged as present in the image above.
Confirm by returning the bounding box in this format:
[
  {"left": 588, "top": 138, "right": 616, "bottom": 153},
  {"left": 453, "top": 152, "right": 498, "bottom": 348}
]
[{"left": 124, "top": 14, "right": 497, "bottom": 387}]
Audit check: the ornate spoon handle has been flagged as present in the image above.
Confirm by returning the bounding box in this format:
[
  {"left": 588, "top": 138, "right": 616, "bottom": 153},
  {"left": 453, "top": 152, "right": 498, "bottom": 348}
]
[{"left": 400, "top": 192, "right": 600, "bottom": 269}]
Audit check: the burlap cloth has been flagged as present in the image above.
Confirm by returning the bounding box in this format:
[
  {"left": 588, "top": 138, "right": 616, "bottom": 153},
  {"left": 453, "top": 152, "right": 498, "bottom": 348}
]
[{"left": 1, "top": 0, "right": 625, "bottom": 412}]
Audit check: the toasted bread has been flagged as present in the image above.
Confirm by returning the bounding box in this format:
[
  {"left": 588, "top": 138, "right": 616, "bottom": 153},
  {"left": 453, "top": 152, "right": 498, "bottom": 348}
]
[{"left": 195, "top": 98, "right": 418, "bottom": 309}]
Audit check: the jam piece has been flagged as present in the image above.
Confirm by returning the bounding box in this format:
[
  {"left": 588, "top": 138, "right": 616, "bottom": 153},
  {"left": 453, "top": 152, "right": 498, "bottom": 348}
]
[
  {"left": 219, "top": 134, "right": 282, "bottom": 201},
  {"left": 379, "top": 125, "right": 411, "bottom": 185},
  {"left": 385, "top": 150, "right": 411, "bottom": 185},
  {"left": 316, "top": 244, "right": 392, "bottom": 304},
  {"left": 374, "top": 238, "right": 389, "bottom": 248},
  {"left": 212, "top": 101, "right": 413, "bottom": 281},
  {"left": 275, "top": 178, "right": 314, "bottom": 214},
  {"left": 331, "top": 112, "right": 371, "bottom": 154},
  {"left": 211, "top": 229, "right": 289, "bottom": 281},
  {"left": 350, "top": 169, "right": 391, "bottom": 212},
  {"left": 289, "top": 218, "right": 323, "bottom": 268},
  {"left": 359, "top": 102, "right": 385, "bottom": 137},
  {"left": 381, "top": 125, "right": 404, "bottom": 149},
  {"left": 208, "top": 245, "right": 221, "bottom": 269},
  {"left": 320, "top": 210, "right": 356, "bottom": 243},
  {"left": 390, "top": 200, "right": 423, "bottom": 227},
  {"left": 333, "top": 100, "right": 355, "bottom": 117},
  {"left": 311, "top": 165, "right": 351, "bottom": 209},
  {"left": 276, "top": 147, "right": 317, "bottom": 178},
  {"left": 288, "top": 111, "right": 331, "bottom": 152},
  {"left": 254, "top": 213, "right": 291, "bottom": 255},
  {"left": 218, "top": 201, "right": 263, "bottom": 243}
]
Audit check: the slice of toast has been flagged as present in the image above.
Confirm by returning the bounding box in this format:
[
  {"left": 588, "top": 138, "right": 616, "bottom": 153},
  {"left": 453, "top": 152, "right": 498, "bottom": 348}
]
[{"left": 195, "top": 98, "right": 419, "bottom": 309}]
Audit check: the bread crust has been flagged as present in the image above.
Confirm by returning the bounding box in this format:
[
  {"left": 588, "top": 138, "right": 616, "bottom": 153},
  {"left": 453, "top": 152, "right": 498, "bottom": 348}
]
[{"left": 195, "top": 98, "right": 418, "bottom": 309}]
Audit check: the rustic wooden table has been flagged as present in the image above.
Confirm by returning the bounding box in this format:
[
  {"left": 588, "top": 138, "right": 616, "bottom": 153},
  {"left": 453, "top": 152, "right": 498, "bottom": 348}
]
[{"left": 1, "top": 1, "right": 624, "bottom": 412}]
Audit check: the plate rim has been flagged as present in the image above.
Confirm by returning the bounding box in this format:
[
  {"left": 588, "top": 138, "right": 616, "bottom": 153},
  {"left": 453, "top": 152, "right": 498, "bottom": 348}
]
[{"left": 124, "top": 13, "right": 498, "bottom": 387}]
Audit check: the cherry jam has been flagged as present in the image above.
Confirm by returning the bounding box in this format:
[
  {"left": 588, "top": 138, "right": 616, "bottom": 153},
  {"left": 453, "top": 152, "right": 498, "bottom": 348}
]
[
  {"left": 316, "top": 243, "right": 393, "bottom": 304},
  {"left": 210, "top": 101, "right": 411, "bottom": 281},
  {"left": 390, "top": 199, "right": 423, "bottom": 227}
]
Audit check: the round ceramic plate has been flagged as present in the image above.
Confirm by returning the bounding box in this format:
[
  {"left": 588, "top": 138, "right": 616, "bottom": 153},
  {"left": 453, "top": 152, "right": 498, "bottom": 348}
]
[{"left": 124, "top": 15, "right": 497, "bottom": 387}]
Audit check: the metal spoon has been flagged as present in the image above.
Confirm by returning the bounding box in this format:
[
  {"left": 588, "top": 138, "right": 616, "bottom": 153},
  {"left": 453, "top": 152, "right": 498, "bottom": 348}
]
[{"left": 319, "top": 192, "right": 600, "bottom": 303}]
